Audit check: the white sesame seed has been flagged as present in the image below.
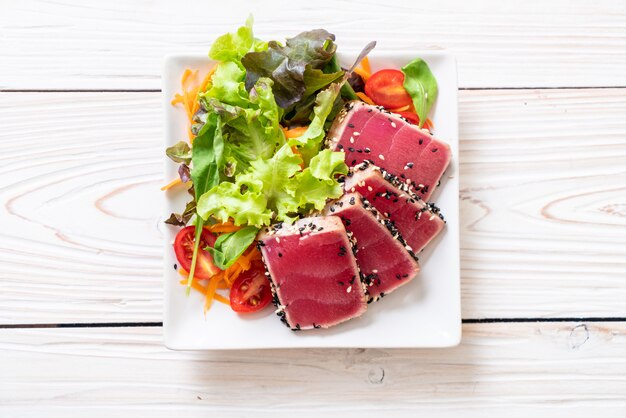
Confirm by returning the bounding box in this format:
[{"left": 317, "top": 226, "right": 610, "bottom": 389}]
[
  {"left": 275, "top": 237, "right": 280, "bottom": 243},
  {"left": 367, "top": 186, "right": 373, "bottom": 192},
  {"left": 429, "top": 215, "right": 436, "bottom": 221},
  {"left": 349, "top": 137, "right": 355, "bottom": 144},
  {"left": 418, "top": 184, "right": 425, "bottom": 188},
  {"left": 353, "top": 132, "right": 360, "bottom": 136},
  {"left": 405, "top": 245, "right": 413, "bottom": 252},
  {"left": 346, "top": 286, "right": 352, "bottom": 293},
  {"left": 417, "top": 212, "right": 422, "bottom": 219},
  {"left": 372, "top": 269, "right": 378, "bottom": 273},
  {"left": 350, "top": 187, "right": 356, "bottom": 192},
  {"left": 391, "top": 122, "right": 397, "bottom": 128},
  {"left": 379, "top": 154, "right": 385, "bottom": 160}
]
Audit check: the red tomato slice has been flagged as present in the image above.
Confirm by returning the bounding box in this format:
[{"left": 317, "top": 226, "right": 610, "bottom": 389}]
[
  {"left": 229, "top": 260, "right": 272, "bottom": 313},
  {"left": 173, "top": 226, "right": 220, "bottom": 279},
  {"left": 364, "top": 69, "right": 413, "bottom": 109}
]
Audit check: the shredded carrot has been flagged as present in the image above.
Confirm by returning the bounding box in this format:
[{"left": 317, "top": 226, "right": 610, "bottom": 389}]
[
  {"left": 207, "top": 222, "right": 243, "bottom": 234},
  {"left": 389, "top": 104, "right": 410, "bottom": 113},
  {"left": 361, "top": 56, "right": 371, "bottom": 74},
  {"left": 203, "top": 274, "right": 222, "bottom": 313},
  {"left": 213, "top": 293, "right": 230, "bottom": 305},
  {"left": 353, "top": 66, "right": 371, "bottom": 81},
  {"left": 356, "top": 92, "right": 375, "bottom": 105},
  {"left": 281, "top": 125, "right": 309, "bottom": 139},
  {"left": 170, "top": 64, "right": 218, "bottom": 141},
  {"left": 161, "top": 177, "right": 183, "bottom": 191}
]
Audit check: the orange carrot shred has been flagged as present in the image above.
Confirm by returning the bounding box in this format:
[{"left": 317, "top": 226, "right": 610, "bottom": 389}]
[
  {"left": 353, "top": 66, "right": 371, "bottom": 81},
  {"left": 213, "top": 293, "right": 230, "bottom": 305},
  {"left": 361, "top": 56, "right": 371, "bottom": 74},
  {"left": 161, "top": 177, "right": 183, "bottom": 191},
  {"left": 356, "top": 92, "right": 375, "bottom": 105},
  {"left": 281, "top": 125, "right": 309, "bottom": 138}
]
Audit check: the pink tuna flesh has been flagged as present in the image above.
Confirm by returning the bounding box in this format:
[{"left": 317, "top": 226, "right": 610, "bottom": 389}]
[
  {"left": 327, "top": 101, "right": 451, "bottom": 200},
  {"left": 324, "top": 193, "right": 420, "bottom": 301},
  {"left": 343, "top": 163, "right": 445, "bottom": 254},
  {"left": 257, "top": 216, "right": 367, "bottom": 330}
]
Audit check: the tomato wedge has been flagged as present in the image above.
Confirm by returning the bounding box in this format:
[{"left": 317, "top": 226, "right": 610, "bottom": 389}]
[
  {"left": 229, "top": 260, "right": 272, "bottom": 313},
  {"left": 364, "top": 69, "right": 413, "bottom": 109},
  {"left": 173, "top": 226, "right": 220, "bottom": 279}
]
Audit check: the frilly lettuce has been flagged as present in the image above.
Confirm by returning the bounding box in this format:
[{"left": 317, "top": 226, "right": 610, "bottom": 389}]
[{"left": 196, "top": 144, "right": 347, "bottom": 227}]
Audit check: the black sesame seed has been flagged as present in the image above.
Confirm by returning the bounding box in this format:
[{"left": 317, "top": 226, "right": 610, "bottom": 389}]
[
  {"left": 348, "top": 147, "right": 355, "bottom": 152},
  {"left": 337, "top": 144, "right": 344, "bottom": 150},
  {"left": 431, "top": 148, "right": 438, "bottom": 152},
  {"left": 351, "top": 159, "right": 357, "bottom": 165},
  {"left": 173, "top": 263, "right": 178, "bottom": 270},
  {"left": 349, "top": 196, "right": 356, "bottom": 205},
  {"left": 278, "top": 252, "right": 283, "bottom": 258},
  {"left": 364, "top": 147, "right": 371, "bottom": 153},
  {"left": 348, "top": 123, "right": 355, "bottom": 128},
  {"left": 406, "top": 162, "right": 414, "bottom": 168},
  {"left": 419, "top": 139, "right": 423, "bottom": 145}
]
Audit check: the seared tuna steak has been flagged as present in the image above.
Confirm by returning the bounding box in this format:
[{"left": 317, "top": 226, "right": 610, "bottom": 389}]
[
  {"left": 257, "top": 216, "right": 367, "bottom": 330},
  {"left": 327, "top": 101, "right": 451, "bottom": 200},
  {"left": 344, "top": 163, "right": 445, "bottom": 254},
  {"left": 324, "top": 193, "right": 420, "bottom": 301}
]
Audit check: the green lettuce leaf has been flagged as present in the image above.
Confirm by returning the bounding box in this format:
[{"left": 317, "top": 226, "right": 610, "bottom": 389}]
[
  {"left": 207, "top": 226, "right": 259, "bottom": 269},
  {"left": 201, "top": 61, "right": 248, "bottom": 107},
  {"left": 198, "top": 181, "right": 271, "bottom": 227},
  {"left": 197, "top": 144, "right": 347, "bottom": 227},
  {"left": 241, "top": 29, "right": 339, "bottom": 109},
  {"left": 209, "top": 17, "right": 254, "bottom": 63},
  {"left": 191, "top": 113, "right": 224, "bottom": 201},
  {"left": 401, "top": 58, "right": 438, "bottom": 128},
  {"left": 289, "top": 82, "right": 342, "bottom": 164},
  {"left": 288, "top": 149, "right": 347, "bottom": 210},
  {"left": 201, "top": 77, "right": 285, "bottom": 174},
  {"left": 165, "top": 141, "right": 192, "bottom": 164}
]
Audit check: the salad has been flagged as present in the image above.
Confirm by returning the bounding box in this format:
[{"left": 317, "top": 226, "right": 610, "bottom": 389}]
[{"left": 163, "top": 18, "right": 439, "bottom": 320}]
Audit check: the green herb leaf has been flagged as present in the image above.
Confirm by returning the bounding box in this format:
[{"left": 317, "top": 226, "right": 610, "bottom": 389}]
[
  {"left": 241, "top": 29, "right": 337, "bottom": 109},
  {"left": 207, "top": 226, "right": 259, "bottom": 269},
  {"left": 191, "top": 113, "right": 224, "bottom": 201},
  {"left": 401, "top": 58, "right": 438, "bottom": 128},
  {"left": 165, "top": 141, "right": 192, "bottom": 164}
]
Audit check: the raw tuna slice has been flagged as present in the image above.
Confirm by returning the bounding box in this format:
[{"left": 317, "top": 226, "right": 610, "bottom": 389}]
[
  {"left": 343, "top": 162, "right": 445, "bottom": 254},
  {"left": 327, "top": 101, "right": 451, "bottom": 200},
  {"left": 257, "top": 216, "right": 367, "bottom": 330},
  {"left": 324, "top": 193, "right": 420, "bottom": 301}
]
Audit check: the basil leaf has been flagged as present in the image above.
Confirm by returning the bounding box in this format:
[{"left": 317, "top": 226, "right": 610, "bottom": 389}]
[
  {"left": 401, "top": 58, "right": 438, "bottom": 128},
  {"left": 165, "top": 141, "right": 192, "bottom": 164},
  {"left": 207, "top": 226, "right": 259, "bottom": 269}
]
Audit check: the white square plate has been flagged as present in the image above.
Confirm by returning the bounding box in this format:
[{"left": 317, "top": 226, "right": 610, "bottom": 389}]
[{"left": 163, "top": 51, "right": 461, "bottom": 349}]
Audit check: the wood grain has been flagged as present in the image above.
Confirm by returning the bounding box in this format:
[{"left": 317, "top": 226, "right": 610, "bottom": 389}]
[
  {"left": 1, "top": 89, "right": 625, "bottom": 324},
  {"left": 1, "top": 322, "right": 625, "bottom": 416},
  {"left": 1, "top": 0, "right": 626, "bottom": 89}
]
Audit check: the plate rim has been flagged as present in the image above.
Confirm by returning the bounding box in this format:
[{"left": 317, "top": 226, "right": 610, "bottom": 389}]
[{"left": 162, "top": 50, "right": 461, "bottom": 350}]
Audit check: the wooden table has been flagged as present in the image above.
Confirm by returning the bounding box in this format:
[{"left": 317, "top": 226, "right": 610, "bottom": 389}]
[{"left": 2, "top": 1, "right": 626, "bottom": 416}]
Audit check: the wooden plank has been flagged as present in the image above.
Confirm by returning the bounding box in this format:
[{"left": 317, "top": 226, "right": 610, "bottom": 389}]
[
  {"left": 0, "top": 89, "right": 625, "bottom": 324},
  {"left": 1, "top": 0, "right": 626, "bottom": 89},
  {"left": 1, "top": 322, "right": 626, "bottom": 416}
]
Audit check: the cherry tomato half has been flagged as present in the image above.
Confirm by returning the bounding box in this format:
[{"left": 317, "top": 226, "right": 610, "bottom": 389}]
[
  {"left": 230, "top": 260, "right": 272, "bottom": 313},
  {"left": 364, "top": 69, "right": 413, "bottom": 109},
  {"left": 173, "top": 226, "right": 220, "bottom": 279}
]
